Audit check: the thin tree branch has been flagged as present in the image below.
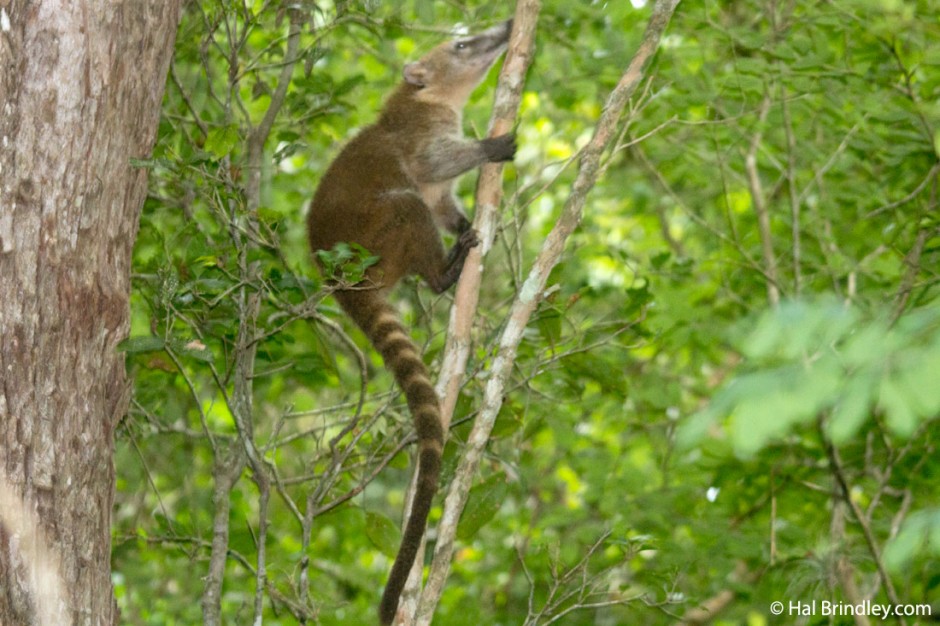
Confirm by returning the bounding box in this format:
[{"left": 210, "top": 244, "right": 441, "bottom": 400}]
[
  {"left": 744, "top": 94, "right": 779, "bottom": 307},
  {"left": 246, "top": 8, "right": 304, "bottom": 213},
  {"left": 393, "top": 6, "right": 542, "bottom": 623},
  {"left": 780, "top": 85, "right": 801, "bottom": 296},
  {"left": 414, "top": 2, "right": 683, "bottom": 624},
  {"left": 202, "top": 448, "right": 246, "bottom": 626},
  {"left": 677, "top": 563, "right": 759, "bottom": 625},
  {"left": 171, "top": 64, "right": 210, "bottom": 138},
  {"left": 435, "top": 6, "right": 540, "bottom": 431},
  {"left": 823, "top": 433, "right": 906, "bottom": 625},
  {"left": 866, "top": 161, "right": 940, "bottom": 218}
]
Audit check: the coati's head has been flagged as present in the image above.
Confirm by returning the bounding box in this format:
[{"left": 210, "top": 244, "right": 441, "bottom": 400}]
[{"left": 403, "top": 19, "right": 513, "bottom": 108}]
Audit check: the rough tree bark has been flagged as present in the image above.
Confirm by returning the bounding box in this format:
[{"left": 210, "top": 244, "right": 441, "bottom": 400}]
[{"left": 0, "top": 2, "right": 181, "bottom": 624}]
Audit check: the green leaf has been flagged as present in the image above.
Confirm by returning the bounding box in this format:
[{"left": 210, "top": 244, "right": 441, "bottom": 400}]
[
  {"left": 415, "top": 0, "right": 434, "bottom": 22},
  {"left": 879, "top": 376, "right": 918, "bottom": 438},
  {"left": 885, "top": 509, "right": 940, "bottom": 571},
  {"left": 204, "top": 125, "right": 240, "bottom": 158},
  {"left": 457, "top": 474, "right": 509, "bottom": 541},
  {"left": 118, "top": 336, "right": 165, "bottom": 354},
  {"left": 895, "top": 350, "right": 940, "bottom": 417},
  {"left": 317, "top": 242, "right": 380, "bottom": 284},
  {"left": 826, "top": 374, "right": 875, "bottom": 444},
  {"left": 726, "top": 370, "right": 794, "bottom": 456},
  {"left": 492, "top": 402, "right": 524, "bottom": 439},
  {"left": 536, "top": 309, "right": 563, "bottom": 346},
  {"left": 676, "top": 404, "right": 720, "bottom": 451},
  {"left": 364, "top": 511, "right": 400, "bottom": 558},
  {"left": 193, "top": 255, "right": 221, "bottom": 268}
]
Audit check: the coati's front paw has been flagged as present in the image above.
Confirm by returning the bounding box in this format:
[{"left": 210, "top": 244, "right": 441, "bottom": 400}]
[{"left": 481, "top": 133, "right": 517, "bottom": 163}]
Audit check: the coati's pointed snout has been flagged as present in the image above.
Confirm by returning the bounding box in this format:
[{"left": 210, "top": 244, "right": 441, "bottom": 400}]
[
  {"left": 402, "top": 19, "right": 514, "bottom": 104},
  {"left": 477, "top": 18, "right": 512, "bottom": 34},
  {"left": 467, "top": 19, "right": 512, "bottom": 64},
  {"left": 479, "top": 18, "right": 513, "bottom": 50}
]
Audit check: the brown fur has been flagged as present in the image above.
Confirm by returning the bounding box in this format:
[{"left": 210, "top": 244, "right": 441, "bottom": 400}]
[{"left": 306, "top": 20, "right": 515, "bottom": 625}]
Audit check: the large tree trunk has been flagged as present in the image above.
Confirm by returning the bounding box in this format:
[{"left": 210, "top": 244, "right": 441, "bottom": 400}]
[{"left": 0, "top": 2, "right": 181, "bottom": 624}]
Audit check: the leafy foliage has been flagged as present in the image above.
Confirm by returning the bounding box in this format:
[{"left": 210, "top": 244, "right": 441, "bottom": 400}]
[
  {"left": 680, "top": 301, "right": 940, "bottom": 455},
  {"left": 115, "top": 1, "right": 940, "bottom": 624}
]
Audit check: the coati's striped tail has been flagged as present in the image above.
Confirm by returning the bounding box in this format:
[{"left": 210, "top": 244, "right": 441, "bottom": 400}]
[{"left": 334, "top": 290, "right": 444, "bottom": 626}]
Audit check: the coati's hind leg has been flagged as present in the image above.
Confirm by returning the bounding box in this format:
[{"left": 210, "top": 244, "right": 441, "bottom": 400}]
[
  {"left": 431, "top": 192, "right": 473, "bottom": 235},
  {"left": 375, "top": 191, "right": 479, "bottom": 294},
  {"left": 433, "top": 228, "right": 479, "bottom": 293}
]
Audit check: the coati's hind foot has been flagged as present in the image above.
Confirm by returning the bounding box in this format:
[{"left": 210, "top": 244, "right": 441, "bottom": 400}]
[
  {"left": 457, "top": 227, "right": 480, "bottom": 250},
  {"left": 429, "top": 228, "right": 479, "bottom": 293},
  {"left": 449, "top": 227, "right": 480, "bottom": 265}
]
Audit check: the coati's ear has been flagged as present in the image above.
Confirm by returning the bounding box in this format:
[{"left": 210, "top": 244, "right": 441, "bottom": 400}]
[{"left": 403, "top": 62, "right": 428, "bottom": 87}]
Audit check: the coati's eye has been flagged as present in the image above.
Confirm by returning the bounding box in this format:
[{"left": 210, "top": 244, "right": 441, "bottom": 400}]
[{"left": 455, "top": 41, "right": 467, "bottom": 50}]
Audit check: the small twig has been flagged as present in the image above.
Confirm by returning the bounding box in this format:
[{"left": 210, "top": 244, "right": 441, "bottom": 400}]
[
  {"left": 311, "top": 431, "right": 413, "bottom": 518},
  {"left": 246, "top": 7, "right": 304, "bottom": 213},
  {"left": 171, "top": 64, "right": 210, "bottom": 138},
  {"left": 253, "top": 479, "right": 270, "bottom": 626},
  {"left": 823, "top": 431, "right": 906, "bottom": 625},
  {"left": 797, "top": 117, "right": 866, "bottom": 207},
  {"left": 677, "top": 563, "right": 760, "bottom": 626},
  {"left": 867, "top": 162, "right": 940, "bottom": 218},
  {"left": 315, "top": 312, "right": 370, "bottom": 443},
  {"left": 891, "top": 177, "right": 937, "bottom": 323},
  {"left": 744, "top": 94, "right": 779, "bottom": 307},
  {"left": 164, "top": 345, "right": 218, "bottom": 453},
  {"left": 780, "top": 85, "right": 801, "bottom": 295}
]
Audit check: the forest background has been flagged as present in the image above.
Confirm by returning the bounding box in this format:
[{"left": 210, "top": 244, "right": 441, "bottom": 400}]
[{"left": 112, "top": 0, "right": 939, "bottom": 624}]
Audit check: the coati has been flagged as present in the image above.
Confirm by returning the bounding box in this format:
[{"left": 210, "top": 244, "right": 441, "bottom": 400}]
[{"left": 306, "top": 19, "right": 516, "bottom": 625}]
